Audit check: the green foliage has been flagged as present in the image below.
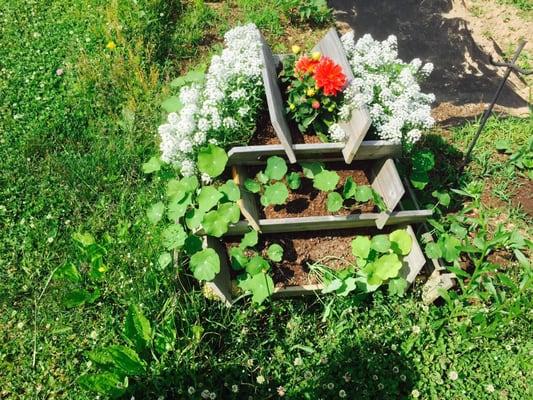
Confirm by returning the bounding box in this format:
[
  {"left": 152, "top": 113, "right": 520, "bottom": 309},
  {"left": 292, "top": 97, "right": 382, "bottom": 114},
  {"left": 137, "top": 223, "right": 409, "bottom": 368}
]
[
  {"left": 124, "top": 305, "right": 152, "bottom": 353},
  {"left": 410, "top": 150, "right": 435, "bottom": 190},
  {"left": 189, "top": 248, "right": 220, "bottom": 281},
  {"left": 288, "top": 0, "right": 333, "bottom": 24},
  {"left": 267, "top": 244, "right": 284, "bottom": 262},
  {"left": 287, "top": 171, "right": 302, "bottom": 190},
  {"left": 326, "top": 191, "right": 343, "bottom": 212},
  {"left": 312, "top": 170, "right": 340, "bottom": 192},
  {"left": 197, "top": 144, "right": 228, "bottom": 178},
  {"left": 264, "top": 156, "right": 288, "bottom": 180},
  {"left": 261, "top": 181, "right": 289, "bottom": 206}
]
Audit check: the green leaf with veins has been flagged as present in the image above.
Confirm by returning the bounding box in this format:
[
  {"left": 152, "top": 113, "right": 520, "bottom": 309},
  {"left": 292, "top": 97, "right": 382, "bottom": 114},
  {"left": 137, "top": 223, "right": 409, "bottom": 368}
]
[
  {"left": 124, "top": 304, "right": 151, "bottom": 353},
  {"left": 167, "top": 193, "right": 192, "bottom": 221},
  {"left": 264, "top": 156, "right": 288, "bottom": 180},
  {"left": 161, "top": 224, "right": 187, "bottom": 250},
  {"left": 197, "top": 144, "right": 228, "bottom": 178},
  {"left": 388, "top": 277, "right": 408, "bottom": 297},
  {"left": 229, "top": 247, "right": 247, "bottom": 270},
  {"left": 238, "top": 272, "right": 274, "bottom": 304},
  {"left": 267, "top": 244, "right": 284, "bottom": 262},
  {"left": 219, "top": 180, "right": 240, "bottom": 201},
  {"left": 313, "top": 170, "right": 340, "bottom": 192},
  {"left": 263, "top": 182, "right": 289, "bottom": 205},
  {"left": 166, "top": 176, "right": 198, "bottom": 199},
  {"left": 54, "top": 261, "right": 81, "bottom": 283},
  {"left": 158, "top": 252, "right": 172, "bottom": 268},
  {"left": 425, "top": 242, "right": 442, "bottom": 259},
  {"left": 371, "top": 234, "right": 391, "bottom": 253},
  {"left": 246, "top": 255, "right": 270, "bottom": 275},
  {"left": 354, "top": 185, "right": 373, "bottom": 203},
  {"left": 244, "top": 178, "right": 261, "bottom": 193},
  {"left": 351, "top": 236, "right": 371, "bottom": 259},
  {"left": 287, "top": 172, "right": 301, "bottom": 190},
  {"left": 189, "top": 248, "right": 220, "bottom": 281},
  {"left": 201, "top": 210, "right": 229, "bottom": 237},
  {"left": 439, "top": 234, "right": 462, "bottom": 262},
  {"left": 240, "top": 229, "right": 258, "bottom": 249},
  {"left": 343, "top": 176, "right": 357, "bottom": 198},
  {"left": 322, "top": 278, "right": 343, "bottom": 294},
  {"left": 326, "top": 192, "right": 343, "bottom": 212},
  {"left": 389, "top": 229, "right": 412, "bottom": 256},
  {"left": 197, "top": 186, "right": 223, "bottom": 212},
  {"left": 185, "top": 208, "right": 205, "bottom": 230},
  {"left": 218, "top": 202, "right": 240, "bottom": 224},
  {"left": 301, "top": 162, "right": 325, "bottom": 179},
  {"left": 373, "top": 253, "right": 402, "bottom": 281}
]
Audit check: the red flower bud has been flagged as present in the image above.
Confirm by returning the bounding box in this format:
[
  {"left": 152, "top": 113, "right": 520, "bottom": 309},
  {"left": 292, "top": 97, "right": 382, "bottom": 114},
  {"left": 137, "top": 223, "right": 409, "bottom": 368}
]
[{"left": 312, "top": 100, "right": 320, "bottom": 109}]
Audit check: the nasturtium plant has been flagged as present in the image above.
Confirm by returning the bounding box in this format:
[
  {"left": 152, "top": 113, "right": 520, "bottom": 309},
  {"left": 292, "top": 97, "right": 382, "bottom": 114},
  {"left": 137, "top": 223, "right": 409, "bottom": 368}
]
[
  {"left": 301, "top": 161, "right": 325, "bottom": 178},
  {"left": 197, "top": 186, "right": 223, "bottom": 212},
  {"left": 287, "top": 172, "right": 302, "bottom": 190},
  {"left": 264, "top": 156, "right": 288, "bottom": 180},
  {"left": 267, "top": 244, "right": 284, "bottom": 262},
  {"left": 261, "top": 182, "right": 289, "bottom": 206},
  {"left": 189, "top": 248, "right": 220, "bottom": 281},
  {"left": 240, "top": 229, "right": 259, "bottom": 249},
  {"left": 410, "top": 150, "right": 435, "bottom": 190},
  {"left": 244, "top": 178, "right": 261, "bottom": 193},
  {"left": 238, "top": 272, "right": 274, "bottom": 304},
  {"left": 197, "top": 144, "right": 228, "bottom": 178},
  {"left": 219, "top": 180, "right": 240, "bottom": 201},
  {"left": 326, "top": 192, "right": 343, "bottom": 212},
  {"left": 161, "top": 224, "right": 187, "bottom": 250},
  {"left": 312, "top": 169, "right": 340, "bottom": 192}
]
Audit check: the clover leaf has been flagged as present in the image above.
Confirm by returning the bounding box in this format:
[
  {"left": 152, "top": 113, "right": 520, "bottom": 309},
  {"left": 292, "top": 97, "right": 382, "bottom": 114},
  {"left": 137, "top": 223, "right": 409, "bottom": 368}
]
[
  {"left": 264, "top": 156, "right": 288, "bottom": 181},
  {"left": 197, "top": 144, "right": 228, "bottom": 178},
  {"left": 189, "top": 248, "right": 220, "bottom": 281},
  {"left": 326, "top": 192, "right": 343, "bottom": 212},
  {"left": 267, "top": 244, "right": 284, "bottom": 262},
  {"left": 262, "top": 182, "right": 289, "bottom": 206},
  {"left": 313, "top": 170, "right": 339, "bottom": 192}
]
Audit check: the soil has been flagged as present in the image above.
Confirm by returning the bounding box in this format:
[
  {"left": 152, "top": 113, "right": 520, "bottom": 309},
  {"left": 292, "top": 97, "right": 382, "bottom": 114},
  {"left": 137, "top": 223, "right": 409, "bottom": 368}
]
[
  {"left": 249, "top": 161, "right": 377, "bottom": 219},
  {"left": 224, "top": 228, "right": 386, "bottom": 287},
  {"left": 511, "top": 177, "right": 533, "bottom": 217}
]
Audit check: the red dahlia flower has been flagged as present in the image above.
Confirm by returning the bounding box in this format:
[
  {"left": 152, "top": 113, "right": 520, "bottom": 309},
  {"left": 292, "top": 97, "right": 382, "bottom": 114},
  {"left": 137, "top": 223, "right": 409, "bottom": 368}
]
[
  {"left": 313, "top": 57, "right": 346, "bottom": 96},
  {"left": 294, "top": 56, "right": 319, "bottom": 76}
]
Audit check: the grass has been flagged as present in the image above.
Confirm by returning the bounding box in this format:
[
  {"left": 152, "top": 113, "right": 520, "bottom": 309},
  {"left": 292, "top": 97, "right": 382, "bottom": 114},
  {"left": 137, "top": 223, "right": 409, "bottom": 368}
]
[{"left": 0, "top": 0, "right": 531, "bottom": 399}]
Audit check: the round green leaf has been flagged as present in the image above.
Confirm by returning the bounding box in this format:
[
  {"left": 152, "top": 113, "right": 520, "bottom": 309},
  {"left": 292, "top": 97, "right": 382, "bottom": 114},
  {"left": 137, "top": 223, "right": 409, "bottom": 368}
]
[
  {"left": 412, "top": 150, "right": 435, "bottom": 172},
  {"left": 263, "top": 182, "right": 289, "bottom": 205},
  {"left": 229, "top": 247, "right": 247, "bottom": 271},
  {"left": 256, "top": 171, "right": 268, "bottom": 184},
  {"left": 158, "top": 252, "right": 172, "bottom": 268},
  {"left": 301, "top": 162, "right": 324, "bottom": 179},
  {"left": 371, "top": 234, "right": 391, "bottom": 253},
  {"left": 265, "top": 156, "right": 288, "bottom": 180},
  {"left": 201, "top": 210, "right": 229, "bottom": 237},
  {"left": 161, "top": 96, "right": 183, "bottom": 113},
  {"left": 389, "top": 229, "right": 413, "bottom": 256},
  {"left": 244, "top": 178, "right": 261, "bottom": 193},
  {"left": 161, "top": 224, "right": 187, "bottom": 250},
  {"left": 219, "top": 180, "right": 240, "bottom": 201},
  {"left": 373, "top": 253, "right": 402, "bottom": 281},
  {"left": 313, "top": 170, "right": 340, "bottom": 192},
  {"left": 189, "top": 248, "right": 220, "bottom": 281},
  {"left": 142, "top": 157, "right": 162, "bottom": 174},
  {"left": 287, "top": 172, "right": 301, "bottom": 190},
  {"left": 326, "top": 192, "right": 343, "bottom": 212},
  {"left": 425, "top": 242, "right": 442, "bottom": 259},
  {"left": 246, "top": 255, "right": 270, "bottom": 275},
  {"left": 267, "top": 244, "right": 284, "bottom": 262},
  {"left": 167, "top": 193, "right": 192, "bottom": 221},
  {"left": 197, "top": 186, "right": 223, "bottom": 212},
  {"left": 147, "top": 202, "right": 165, "bottom": 225},
  {"left": 351, "top": 236, "right": 371, "bottom": 259},
  {"left": 197, "top": 144, "right": 228, "bottom": 178},
  {"left": 218, "top": 202, "right": 240, "bottom": 224},
  {"left": 238, "top": 272, "right": 274, "bottom": 304},
  {"left": 240, "top": 229, "right": 258, "bottom": 249},
  {"left": 185, "top": 208, "right": 205, "bottom": 230},
  {"left": 354, "top": 185, "right": 373, "bottom": 203}
]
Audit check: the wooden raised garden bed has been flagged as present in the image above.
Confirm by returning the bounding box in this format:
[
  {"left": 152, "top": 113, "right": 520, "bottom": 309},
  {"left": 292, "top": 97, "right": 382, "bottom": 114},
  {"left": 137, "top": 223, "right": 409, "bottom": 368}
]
[{"left": 241, "top": 29, "right": 372, "bottom": 165}]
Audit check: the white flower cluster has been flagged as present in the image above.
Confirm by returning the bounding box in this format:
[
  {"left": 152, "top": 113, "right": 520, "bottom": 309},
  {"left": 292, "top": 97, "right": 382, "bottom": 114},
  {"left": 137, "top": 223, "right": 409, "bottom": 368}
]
[
  {"left": 158, "top": 24, "right": 264, "bottom": 175},
  {"left": 332, "top": 32, "right": 435, "bottom": 145}
]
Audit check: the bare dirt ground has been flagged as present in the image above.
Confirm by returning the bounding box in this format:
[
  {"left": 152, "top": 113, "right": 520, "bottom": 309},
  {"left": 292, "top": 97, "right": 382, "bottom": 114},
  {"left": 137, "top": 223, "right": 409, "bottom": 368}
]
[{"left": 330, "top": 0, "right": 532, "bottom": 124}]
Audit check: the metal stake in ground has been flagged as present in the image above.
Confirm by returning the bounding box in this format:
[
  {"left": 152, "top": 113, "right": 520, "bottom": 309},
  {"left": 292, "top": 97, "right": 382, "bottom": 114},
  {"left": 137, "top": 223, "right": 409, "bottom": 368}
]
[{"left": 462, "top": 40, "right": 532, "bottom": 167}]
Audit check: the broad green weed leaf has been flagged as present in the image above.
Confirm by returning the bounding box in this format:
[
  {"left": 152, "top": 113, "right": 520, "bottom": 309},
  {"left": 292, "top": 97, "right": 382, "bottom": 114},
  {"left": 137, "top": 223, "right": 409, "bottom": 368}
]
[
  {"left": 313, "top": 170, "right": 339, "bottom": 192},
  {"left": 88, "top": 345, "right": 146, "bottom": 376},
  {"left": 124, "top": 305, "right": 151, "bottom": 353},
  {"left": 54, "top": 261, "right": 81, "bottom": 283},
  {"left": 72, "top": 232, "right": 95, "bottom": 247},
  {"left": 78, "top": 372, "right": 126, "bottom": 398},
  {"left": 154, "top": 316, "right": 177, "bottom": 355},
  {"left": 62, "top": 289, "right": 91, "bottom": 308},
  {"left": 371, "top": 235, "right": 391, "bottom": 253},
  {"left": 327, "top": 192, "right": 343, "bottom": 212},
  {"left": 197, "top": 145, "right": 228, "bottom": 178},
  {"left": 267, "top": 244, "right": 284, "bottom": 262},
  {"left": 142, "top": 157, "right": 162, "bottom": 174},
  {"left": 189, "top": 248, "right": 220, "bottom": 281},
  {"left": 147, "top": 202, "right": 165, "bottom": 225},
  {"left": 264, "top": 156, "right": 288, "bottom": 180},
  {"left": 432, "top": 190, "right": 451, "bottom": 207},
  {"left": 351, "top": 236, "right": 371, "bottom": 259},
  {"left": 197, "top": 186, "right": 223, "bottom": 212},
  {"left": 219, "top": 180, "right": 240, "bottom": 201}
]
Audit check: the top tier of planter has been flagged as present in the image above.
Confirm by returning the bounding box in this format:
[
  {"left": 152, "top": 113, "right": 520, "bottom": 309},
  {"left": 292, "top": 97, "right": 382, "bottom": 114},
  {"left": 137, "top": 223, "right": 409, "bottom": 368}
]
[{"left": 228, "top": 28, "right": 380, "bottom": 166}]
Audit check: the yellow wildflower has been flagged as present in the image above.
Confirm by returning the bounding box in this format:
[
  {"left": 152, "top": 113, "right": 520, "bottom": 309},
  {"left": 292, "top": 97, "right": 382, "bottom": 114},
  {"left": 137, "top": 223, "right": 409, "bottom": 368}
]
[
  {"left": 306, "top": 88, "right": 316, "bottom": 97},
  {"left": 291, "top": 45, "right": 301, "bottom": 54},
  {"left": 311, "top": 51, "right": 321, "bottom": 61},
  {"left": 106, "top": 40, "right": 116, "bottom": 50},
  {"left": 289, "top": 103, "right": 296, "bottom": 111}
]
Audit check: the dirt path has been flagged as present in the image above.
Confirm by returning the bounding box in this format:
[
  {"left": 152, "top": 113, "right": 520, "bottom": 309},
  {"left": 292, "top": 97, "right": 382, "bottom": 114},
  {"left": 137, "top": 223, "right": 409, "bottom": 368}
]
[{"left": 330, "top": 0, "right": 532, "bottom": 124}]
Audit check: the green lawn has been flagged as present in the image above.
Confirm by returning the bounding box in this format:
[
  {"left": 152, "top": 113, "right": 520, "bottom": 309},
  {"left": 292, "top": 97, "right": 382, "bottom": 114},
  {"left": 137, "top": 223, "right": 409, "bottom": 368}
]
[{"left": 0, "top": 1, "right": 531, "bottom": 399}]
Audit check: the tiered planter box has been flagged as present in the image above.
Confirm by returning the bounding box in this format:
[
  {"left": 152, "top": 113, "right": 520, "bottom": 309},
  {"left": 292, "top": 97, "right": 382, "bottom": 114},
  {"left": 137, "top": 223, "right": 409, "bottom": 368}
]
[{"left": 200, "top": 29, "right": 440, "bottom": 305}]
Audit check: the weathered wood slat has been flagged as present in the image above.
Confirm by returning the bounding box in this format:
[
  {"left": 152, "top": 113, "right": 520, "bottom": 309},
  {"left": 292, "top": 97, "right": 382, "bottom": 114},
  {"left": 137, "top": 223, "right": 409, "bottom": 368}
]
[
  {"left": 260, "top": 35, "right": 296, "bottom": 163},
  {"left": 204, "top": 236, "right": 233, "bottom": 306},
  {"left": 228, "top": 141, "right": 401, "bottom": 165},
  {"left": 232, "top": 165, "right": 261, "bottom": 232},
  {"left": 224, "top": 209, "right": 432, "bottom": 235},
  {"left": 400, "top": 225, "right": 426, "bottom": 283},
  {"left": 272, "top": 284, "right": 323, "bottom": 298},
  {"left": 312, "top": 28, "right": 371, "bottom": 163},
  {"left": 370, "top": 158, "right": 405, "bottom": 212}
]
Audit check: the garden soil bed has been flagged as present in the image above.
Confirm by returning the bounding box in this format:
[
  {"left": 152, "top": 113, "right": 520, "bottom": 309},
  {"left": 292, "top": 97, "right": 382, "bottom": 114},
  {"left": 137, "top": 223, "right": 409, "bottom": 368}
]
[
  {"left": 224, "top": 227, "right": 394, "bottom": 288},
  {"left": 249, "top": 161, "right": 377, "bottom": 219}
]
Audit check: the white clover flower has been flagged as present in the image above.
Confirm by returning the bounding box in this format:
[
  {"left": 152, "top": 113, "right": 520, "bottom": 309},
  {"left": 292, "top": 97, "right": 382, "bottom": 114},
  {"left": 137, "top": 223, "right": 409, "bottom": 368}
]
[
  {"left": 256, "top": 375, "right": 265, "bottom": 384},
  {"left": 449, "top": 371, "right": 459, "bottom": 381},
  {"left": 329, "top": 123, "right": 347, "bottom": 142}
]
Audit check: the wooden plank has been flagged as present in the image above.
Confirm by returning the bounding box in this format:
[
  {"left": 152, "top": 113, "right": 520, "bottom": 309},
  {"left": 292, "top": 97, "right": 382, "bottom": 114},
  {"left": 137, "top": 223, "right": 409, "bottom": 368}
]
[
  {"left": 232, "top": 165, "right": 260, "bottom": 232},
  {"left": 260, "top": 35, "right": 296, "bottom": 163},
  {"left": 272, "top": 284, "right": 323, "bottom": 298},
  {"left": 400, "top": 225, "right": 426, "bottom": 283},
  {"left": 370, "top": 158, "right": 405, "bottom": 212},
  {"left": 228, "top": 141, "right": 401, "bottom": 165},
  {"left": 312, "top": 28, "right": 371, "bottom": 163},
  {"left": 224, "top": 209, "right": 432, "bottom": 235},
  {"left": 204, "top": 236, "right": 233, "bottom": 306}
]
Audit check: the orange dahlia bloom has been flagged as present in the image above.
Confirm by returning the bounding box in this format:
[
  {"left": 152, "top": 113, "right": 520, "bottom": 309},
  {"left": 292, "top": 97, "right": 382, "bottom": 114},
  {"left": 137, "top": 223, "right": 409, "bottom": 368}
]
[
  {"left": 313, "top": 57, "right": 346, "bottom": 96},
  {"left": 294, "top": 56, "right": 319, "bottom": 76}
]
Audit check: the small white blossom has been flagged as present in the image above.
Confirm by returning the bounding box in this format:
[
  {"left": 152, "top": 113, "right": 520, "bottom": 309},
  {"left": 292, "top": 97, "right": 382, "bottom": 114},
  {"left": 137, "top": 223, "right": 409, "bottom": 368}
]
[
  {"left": 449, "top": 370, "right": 459, "bottom": 381},
  {"left": 256, "top": 375, "right": 265, "bottom": 384}
]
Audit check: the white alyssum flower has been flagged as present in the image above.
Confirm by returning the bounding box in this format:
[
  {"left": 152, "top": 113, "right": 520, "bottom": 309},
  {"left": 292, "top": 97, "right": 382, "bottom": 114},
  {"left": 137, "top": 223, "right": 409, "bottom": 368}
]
[
  {"left": 340, "top": 32, "right": 435, "bottom": 145},
  {"left": 157, "top": 24, "right": 264, "bottom": 174}
]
